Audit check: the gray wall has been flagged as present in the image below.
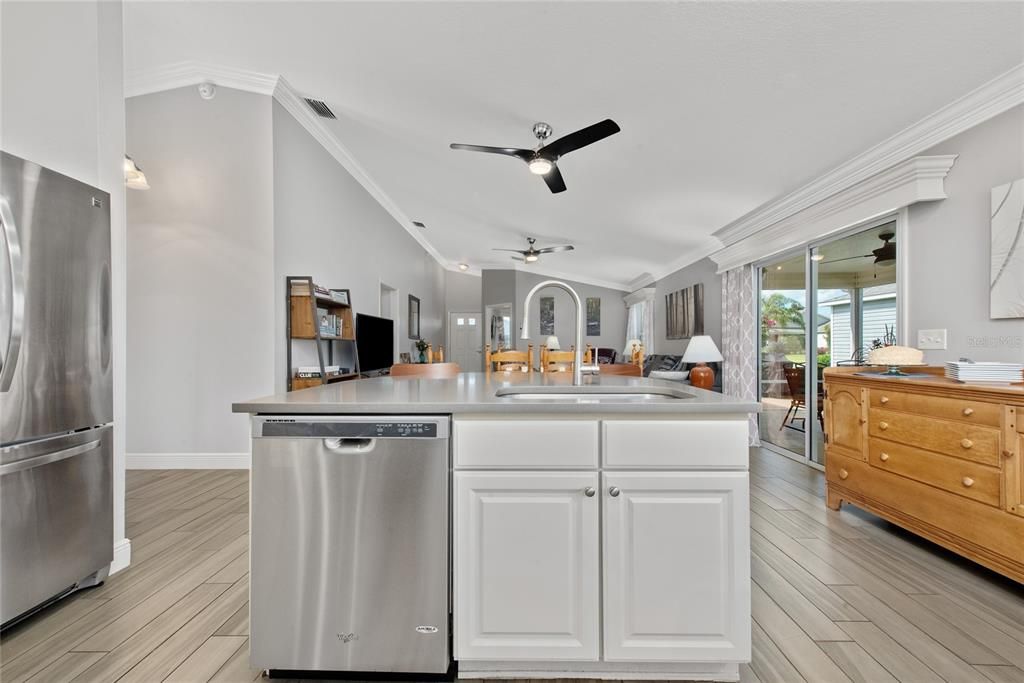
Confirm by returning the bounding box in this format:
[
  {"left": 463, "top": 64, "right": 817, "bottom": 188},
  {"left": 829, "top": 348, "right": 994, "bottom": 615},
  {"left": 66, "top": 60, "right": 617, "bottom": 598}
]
[
  {"left": 515, "top": 271, "right": 628, "bottom": 354},
  {"left": 481, "top": 268, "right": 519, "bottom": 322},
  {"left": 445, "top": 270, "right": 483, "bottom": 314},
  {"left": 126, "top": 87, "right": 276, "bottom": 454},
  {"left": 652, "top": 257, "right": 723, "bottom": 356},
  {"left": 272, "top": 100, "right": 445, "bottom": 389},
  {"left": 910, "top": 105, "right": 1024, "bottom": 363}
]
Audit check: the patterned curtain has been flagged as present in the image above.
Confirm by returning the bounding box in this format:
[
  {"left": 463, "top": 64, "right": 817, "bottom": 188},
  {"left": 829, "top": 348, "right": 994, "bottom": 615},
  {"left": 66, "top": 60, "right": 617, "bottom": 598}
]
[{"left": 721, "top": 265, "right": 760, "bottom": 446}]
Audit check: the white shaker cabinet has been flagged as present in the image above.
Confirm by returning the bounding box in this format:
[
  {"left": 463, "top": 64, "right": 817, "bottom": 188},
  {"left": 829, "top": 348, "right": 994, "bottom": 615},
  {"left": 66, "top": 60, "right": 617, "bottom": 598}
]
[
  {"left": 454, "top": 471, "right": 601, "bottom": 661},
  {"left": 602, "top": 472, "right": 750, "bottom": 662}
]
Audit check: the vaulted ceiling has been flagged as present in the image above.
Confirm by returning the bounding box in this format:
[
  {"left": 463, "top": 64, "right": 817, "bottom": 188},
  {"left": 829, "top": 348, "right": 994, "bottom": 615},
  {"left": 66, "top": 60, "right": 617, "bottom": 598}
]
[{"left": 124, "top": 1, "right": 1024, "bottom": 289}]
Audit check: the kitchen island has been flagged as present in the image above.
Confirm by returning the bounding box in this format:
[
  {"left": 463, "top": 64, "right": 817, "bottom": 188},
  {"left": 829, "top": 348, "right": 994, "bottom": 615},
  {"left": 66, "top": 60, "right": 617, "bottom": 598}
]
[{"left": 234, "top": 372, "right": 758, "bottom": 682}]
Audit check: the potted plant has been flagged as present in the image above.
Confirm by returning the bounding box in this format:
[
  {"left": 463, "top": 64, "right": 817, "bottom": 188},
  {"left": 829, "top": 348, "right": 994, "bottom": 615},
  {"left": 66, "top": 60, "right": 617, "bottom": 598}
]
[{"left": 415, "top": 339, "right": 430, "bottom": 363}]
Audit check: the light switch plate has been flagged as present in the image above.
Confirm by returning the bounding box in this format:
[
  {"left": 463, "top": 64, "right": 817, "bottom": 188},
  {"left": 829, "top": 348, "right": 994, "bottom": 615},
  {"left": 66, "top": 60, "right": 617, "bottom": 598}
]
[{"left": 918, "top": 328, "right": 948, "bottom": 350}]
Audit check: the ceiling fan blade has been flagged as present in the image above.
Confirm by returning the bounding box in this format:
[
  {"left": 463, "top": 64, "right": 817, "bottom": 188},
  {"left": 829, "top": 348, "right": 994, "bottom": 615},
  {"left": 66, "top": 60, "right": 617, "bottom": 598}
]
[
  {"left": 535, "top": 245, "right": 574, "bottom": 254},
  {"left": 492, "top": 248, "right": 529, "bottom": 254},
  {"left": 821, "top": 253, "right": 872, "bottom": 264},
  {"left": 510, "top": 256, "right": 526, "bottom": 262},
  {"left": 540, "top": 119, "right": 620, "bottom": 159},
  {"left": 542, "top": 165, "right": 567, "bottom": 193},
  {"left": 450, "top": 143, "right": 532, "bottom": 160}
]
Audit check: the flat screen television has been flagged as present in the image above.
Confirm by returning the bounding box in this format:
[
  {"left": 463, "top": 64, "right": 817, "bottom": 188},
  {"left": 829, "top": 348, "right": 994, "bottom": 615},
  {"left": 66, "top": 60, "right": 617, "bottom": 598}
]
[{"left": 355, "top": 313, "right": 395, "bottom": 374}]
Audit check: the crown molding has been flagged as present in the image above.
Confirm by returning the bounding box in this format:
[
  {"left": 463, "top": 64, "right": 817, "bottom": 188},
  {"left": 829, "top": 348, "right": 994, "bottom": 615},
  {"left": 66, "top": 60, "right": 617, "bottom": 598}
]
[
  {"left": 711, "top": 154, "right": 957, "bottom": 273},
  {"left": 713, "top": 62, "right": 1024, "bottom": 248},
  {"left": 125, "top": 61, "right": 278, "bottom": 98}
]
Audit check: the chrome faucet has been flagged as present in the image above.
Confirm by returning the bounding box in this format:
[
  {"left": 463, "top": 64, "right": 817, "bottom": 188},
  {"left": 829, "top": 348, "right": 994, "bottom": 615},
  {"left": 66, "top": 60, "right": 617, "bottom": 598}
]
[{"left": 520, "top": 279, "right": 599, "bottom": 386}]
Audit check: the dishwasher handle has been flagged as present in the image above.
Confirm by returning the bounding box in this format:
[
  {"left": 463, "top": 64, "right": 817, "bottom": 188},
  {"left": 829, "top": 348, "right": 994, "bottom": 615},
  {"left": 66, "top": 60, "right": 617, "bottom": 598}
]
[{"left": 323, "top": 437, "right": 377, "bottom": 454}]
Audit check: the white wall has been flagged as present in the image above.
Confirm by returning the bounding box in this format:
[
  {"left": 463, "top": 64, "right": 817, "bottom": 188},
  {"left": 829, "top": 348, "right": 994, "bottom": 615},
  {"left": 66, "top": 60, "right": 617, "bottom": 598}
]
[
  {"left": 652, "top": 257, "right": 723, "bottom": 356},
  {"left": 1, "top": 0, "right": 130, "bottom": 571},
  {"left": 272, "top": 100, "right": 445, "bottom": 390},
  {"left": 125, "top": 86, "right": 275, "bottom": 458},
  {"left": 909, "top": 105, "right": 1024, "bottom": 363}
]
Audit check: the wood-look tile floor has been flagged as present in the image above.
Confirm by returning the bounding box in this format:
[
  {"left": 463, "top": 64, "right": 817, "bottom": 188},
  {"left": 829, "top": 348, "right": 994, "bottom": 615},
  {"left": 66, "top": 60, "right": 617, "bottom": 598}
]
[{"left": 2, "top": 449, "right": 1023, "bottom": 682}]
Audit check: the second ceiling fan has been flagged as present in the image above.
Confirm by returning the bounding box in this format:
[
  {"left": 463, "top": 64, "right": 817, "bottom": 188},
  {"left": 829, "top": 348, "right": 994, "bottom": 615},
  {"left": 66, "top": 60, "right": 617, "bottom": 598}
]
[
  {"left": 494, "top": 237, "right": 574, "bottom": 263},
  {"left": 450, "top": 119, "right": 620, "bottom": 194}
]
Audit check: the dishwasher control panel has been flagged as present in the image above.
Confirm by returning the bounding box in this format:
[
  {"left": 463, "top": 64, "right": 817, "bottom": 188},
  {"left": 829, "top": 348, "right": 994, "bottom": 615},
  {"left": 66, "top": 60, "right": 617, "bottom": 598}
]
[{"left": 257, "top": 417, "right": 446, "bottom": 439}]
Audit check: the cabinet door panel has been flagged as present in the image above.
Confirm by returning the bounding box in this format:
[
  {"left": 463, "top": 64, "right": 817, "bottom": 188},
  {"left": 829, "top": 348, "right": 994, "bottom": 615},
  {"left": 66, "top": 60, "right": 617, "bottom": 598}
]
[
  {"left": 455, "top": 472, "right": 600, "bottom": 661},
  {"left": 825, "top": 384, "right": 866, "bottom": 460},
  {"left": 602, "top": 472, "right": 750, "bottom": 662}
]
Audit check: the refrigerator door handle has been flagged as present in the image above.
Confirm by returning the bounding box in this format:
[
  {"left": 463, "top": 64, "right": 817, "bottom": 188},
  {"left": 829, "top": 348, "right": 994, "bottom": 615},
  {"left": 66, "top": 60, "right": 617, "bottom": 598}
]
[
  {"left": 0, "top": 440, "right": 100, "bottom": 476},
  {"left": 0, "top": 195, "right": 25, "bottom": 393}
]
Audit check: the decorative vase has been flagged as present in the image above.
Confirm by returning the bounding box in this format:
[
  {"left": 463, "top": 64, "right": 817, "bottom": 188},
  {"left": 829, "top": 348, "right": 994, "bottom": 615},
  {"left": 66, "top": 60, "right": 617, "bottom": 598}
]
[{"left": 419, "top": 350, "right": 427, "bottom": 363}]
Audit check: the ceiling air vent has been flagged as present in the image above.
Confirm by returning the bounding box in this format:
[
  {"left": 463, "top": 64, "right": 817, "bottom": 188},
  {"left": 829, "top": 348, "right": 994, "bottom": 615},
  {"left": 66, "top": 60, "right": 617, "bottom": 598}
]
[
  {"left": 304, "top": 98, "right": 336, "bottom": 119},
  {"left": 412, "top": 221, "right": 427, "bottom": 229}
]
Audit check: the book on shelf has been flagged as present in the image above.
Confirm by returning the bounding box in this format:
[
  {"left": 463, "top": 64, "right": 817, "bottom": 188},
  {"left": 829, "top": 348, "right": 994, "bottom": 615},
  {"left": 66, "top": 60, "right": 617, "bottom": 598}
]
[
  {"left": 290, "top": 281, "right": 332, "bottom": 298},
  {"left": 295, "top": 364, "right": 342, "bottom": 379}
]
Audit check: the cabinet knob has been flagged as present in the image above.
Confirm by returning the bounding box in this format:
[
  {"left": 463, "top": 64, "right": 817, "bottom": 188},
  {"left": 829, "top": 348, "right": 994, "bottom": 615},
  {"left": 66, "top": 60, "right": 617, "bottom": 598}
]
[
  {"left": 583, "top": 487, "right": 596, "bottom": 498},
  {"left": 879, "top": 452, "right": 890, "bottom": 462},
  {"left": 878, "top": 422, "right": 889, "bottom": 430},
  {"left": 880, "top": 396, "right": 890, "bottom": 404},
  {"left": 962, "top": 477, "right": 975, "bottom": 488},
  {"left": 962, "top": 407, "right": 974, "bottom": 416},
  {"left": 839, "top": 469, "right": 849, "bottom": 480},
  {"left": 960, "top": 438, "right": 973, "bottom": 450},
  {"left": 1003, "top": 449, "right": 1014, "bottom": 459},
  {"left": 608, "top": 486, "right": 621, "bottom": 497}
]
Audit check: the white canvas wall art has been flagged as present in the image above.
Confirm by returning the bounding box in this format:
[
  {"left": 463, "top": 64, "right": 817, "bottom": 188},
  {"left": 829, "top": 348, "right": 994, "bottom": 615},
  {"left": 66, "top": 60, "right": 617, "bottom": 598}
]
[{"left": 991, "top": 178, "right": 1024, "bottom": 319}]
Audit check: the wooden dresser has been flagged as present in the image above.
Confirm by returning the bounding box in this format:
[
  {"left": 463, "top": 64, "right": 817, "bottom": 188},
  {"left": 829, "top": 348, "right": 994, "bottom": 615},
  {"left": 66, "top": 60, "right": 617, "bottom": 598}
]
[{"left": 823, "top": 367, "right": 1024, "bottom": 583}]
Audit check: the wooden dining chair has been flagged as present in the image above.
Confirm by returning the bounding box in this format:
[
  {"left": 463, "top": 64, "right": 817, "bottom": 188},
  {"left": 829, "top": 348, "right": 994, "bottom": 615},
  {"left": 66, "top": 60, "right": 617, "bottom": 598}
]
[
  {"left": 541, "top": 345, "right": 578, "bottom": 374},
  {"left": 781, "top": 365, "right": 821, "bottom": 431},
  {"left": 486, "top": 344, "right": 533, "bottom": 376},
  {"left": 599, "top": 363, "right": 642, "bottom": 377},
  {"left": 390, "top": 362, "right": 461, "bottom": 378}
]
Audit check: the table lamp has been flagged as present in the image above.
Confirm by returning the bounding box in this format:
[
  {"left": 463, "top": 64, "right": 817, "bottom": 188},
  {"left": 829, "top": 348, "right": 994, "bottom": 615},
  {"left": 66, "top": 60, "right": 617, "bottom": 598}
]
[
  {"left": 545, "top": 335, "right": 561, "bottom": 350},
  {"left": 682, "top": 335, "right": 723, "bottom": 390},
  {"left": 623, "top": 338, "right": 643, "bottom": 365}
]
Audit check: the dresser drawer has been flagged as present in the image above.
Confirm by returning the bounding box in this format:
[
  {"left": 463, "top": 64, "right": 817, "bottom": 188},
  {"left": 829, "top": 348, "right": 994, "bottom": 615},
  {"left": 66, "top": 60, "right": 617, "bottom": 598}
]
[
  {"left": 869, "top": 389, "right": 1001, "bottom": 427},
  {"left": 868, "top": 408, "right": 1001, "bottom": 466},
  {"left": 868, "top": 439, "right": 1000, "bottom": 507},
  {"left": 454, "top": 418, "right": 598, "bottom": 468},
  {"left": 602, "top": 419, "right": 748, "bottom": 469}
]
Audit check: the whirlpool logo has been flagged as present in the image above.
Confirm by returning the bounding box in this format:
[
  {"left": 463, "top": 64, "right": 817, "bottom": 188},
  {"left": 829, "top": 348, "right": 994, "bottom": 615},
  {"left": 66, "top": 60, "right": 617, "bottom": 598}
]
[{"left": 336, "top": 632, "right": 358, "bottom": 643}]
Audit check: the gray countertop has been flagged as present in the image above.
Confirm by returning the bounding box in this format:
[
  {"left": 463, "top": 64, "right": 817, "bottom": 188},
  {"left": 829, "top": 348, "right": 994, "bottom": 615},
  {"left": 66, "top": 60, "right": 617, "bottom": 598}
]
[{"left": 233, "top": 372, "right": 760, "bottom": 415}]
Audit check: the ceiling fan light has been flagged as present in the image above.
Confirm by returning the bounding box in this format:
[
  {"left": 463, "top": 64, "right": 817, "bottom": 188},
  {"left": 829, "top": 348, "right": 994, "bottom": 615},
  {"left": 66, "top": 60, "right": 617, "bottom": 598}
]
[
  {"left": 524, "top": 254, "right": 539, "bottom": 263},
  {"left": 528, "top": 158, "right": 553, "bottom": 175}
]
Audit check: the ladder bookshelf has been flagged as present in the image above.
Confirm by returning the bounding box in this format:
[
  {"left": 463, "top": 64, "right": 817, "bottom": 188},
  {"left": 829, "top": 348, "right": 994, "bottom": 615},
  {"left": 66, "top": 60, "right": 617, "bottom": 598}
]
[{"left": 286, "top": 275, "right": 361, "bottom": 391}]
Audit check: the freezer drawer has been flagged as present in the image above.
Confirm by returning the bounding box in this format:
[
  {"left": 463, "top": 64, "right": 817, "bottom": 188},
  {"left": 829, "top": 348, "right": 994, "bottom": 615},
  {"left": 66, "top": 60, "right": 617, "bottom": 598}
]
[
  {"left": 251, "top": 416, "right": 450, "bottom": 674},
  {"left": 1, "top": 426, "right": 113, "bottom": 626}
]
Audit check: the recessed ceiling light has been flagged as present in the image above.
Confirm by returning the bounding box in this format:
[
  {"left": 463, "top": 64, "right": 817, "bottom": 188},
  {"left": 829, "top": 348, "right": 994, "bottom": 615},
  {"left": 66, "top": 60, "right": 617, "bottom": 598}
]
[
  {"left": 458, "top": 263, "right": 469, "bottom": 271},
  {"left": 527, "top": 158, "right": 553, "bottom": 175},
  {"left": 811, "top": 254, "right": 825, "bottom": 262},
  {"left": 412, "top": 221, "right": 427, "bottom": 229},
  {"left": 776, "top": 265, "right": 782, "bottom": 270}
]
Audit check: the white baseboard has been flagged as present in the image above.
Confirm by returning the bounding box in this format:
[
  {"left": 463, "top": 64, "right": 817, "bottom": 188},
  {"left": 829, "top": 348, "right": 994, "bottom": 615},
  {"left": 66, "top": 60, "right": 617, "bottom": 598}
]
[
  {"left": 126, "top": 452, "right": 251, "bottom": 469},
  {"left": 110, "top": 537, "right": 132, "bottom": 575}
]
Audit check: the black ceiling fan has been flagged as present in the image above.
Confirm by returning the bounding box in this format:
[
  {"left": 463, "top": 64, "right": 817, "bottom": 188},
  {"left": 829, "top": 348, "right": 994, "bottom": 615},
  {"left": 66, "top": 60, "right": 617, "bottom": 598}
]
[
  {"left": 450, "top": 119, "right": 620, "bottom": 194},
  {"left": 493, "top": 237, "right": 574, "bottom": 263},
  {"left": 820, "top": 232, "right": 897, "bottom": 265}
]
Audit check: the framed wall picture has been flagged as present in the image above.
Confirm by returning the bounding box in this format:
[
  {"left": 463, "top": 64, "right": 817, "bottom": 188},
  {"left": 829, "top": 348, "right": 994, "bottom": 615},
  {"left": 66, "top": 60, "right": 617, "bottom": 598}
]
[
  {"left": 586, "top": 297, "right": 601, "bottom": 336},
  {"left": 408, "top": 294, "right": 421, "bottom": 339},
  {"left": 665, "top": 284, "right": 705, "bottom": 339},
  {"left": 539, "top": 296, "right": 555, "bottom": 335},
  {"left": 991, "top": 178, "right": 1024, "bottom": 319}
]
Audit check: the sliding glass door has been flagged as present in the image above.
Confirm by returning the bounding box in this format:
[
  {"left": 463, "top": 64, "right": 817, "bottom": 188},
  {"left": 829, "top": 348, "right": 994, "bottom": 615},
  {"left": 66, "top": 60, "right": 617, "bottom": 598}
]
[{"left": 758, "top": 217, "right": 900, "bottom": 468}]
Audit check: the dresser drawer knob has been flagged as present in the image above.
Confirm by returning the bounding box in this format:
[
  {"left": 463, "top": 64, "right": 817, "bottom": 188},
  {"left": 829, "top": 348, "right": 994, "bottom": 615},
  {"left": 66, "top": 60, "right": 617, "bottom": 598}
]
[
  {"left": 962, "top": 477, "right": 975, "bottom": 488},
  {"left": 880, "top": 396, "right": 890, "bottom": 404},
  {"left": 962, "top": 407, "right": 974, "bottom": 416},
  {"left": 879, "top": 452, "right": 890, "bottom": 462},
  {"left": 960, "top": 438, "right": 973, "bottom": 449},
  {"left": 839, "top": 469, "right": 849, "bottom": 480},
  {"left": 1004, "top": 450, "right": 1015, "bottom": 459},
  {"left": 878, "top": 422, "right": 889, "bottom": 430}
]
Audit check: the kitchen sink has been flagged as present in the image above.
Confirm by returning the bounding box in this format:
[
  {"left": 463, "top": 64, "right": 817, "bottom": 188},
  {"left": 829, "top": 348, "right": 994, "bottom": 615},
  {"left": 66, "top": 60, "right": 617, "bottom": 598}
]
[{"left": 494, "top": 386, "right": 694, "bottom": 400}]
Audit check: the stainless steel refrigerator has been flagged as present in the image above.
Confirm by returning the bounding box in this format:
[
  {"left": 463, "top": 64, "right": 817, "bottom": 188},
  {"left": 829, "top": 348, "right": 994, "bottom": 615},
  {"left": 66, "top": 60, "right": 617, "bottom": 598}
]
[{"left": 0, "top": 151, "right": 114, "bottom": 628}]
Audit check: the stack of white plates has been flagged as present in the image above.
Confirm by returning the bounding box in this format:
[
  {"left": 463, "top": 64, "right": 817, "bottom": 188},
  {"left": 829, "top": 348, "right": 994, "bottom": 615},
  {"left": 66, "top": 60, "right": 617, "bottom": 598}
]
[{"left": 945, "top": 361, "right": 1024, "bottom": 384}]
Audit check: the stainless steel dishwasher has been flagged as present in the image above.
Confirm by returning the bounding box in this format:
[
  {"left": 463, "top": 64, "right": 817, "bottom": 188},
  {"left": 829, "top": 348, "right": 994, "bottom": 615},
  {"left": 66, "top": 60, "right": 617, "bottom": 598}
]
[{"left": 250, "top": 415, "right": 450, "bottom": 675}]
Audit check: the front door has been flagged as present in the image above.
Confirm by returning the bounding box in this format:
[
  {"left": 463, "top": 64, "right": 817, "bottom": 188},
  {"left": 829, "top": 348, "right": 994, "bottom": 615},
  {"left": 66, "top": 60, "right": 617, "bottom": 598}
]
[{"left": 449, "top": 311, "right": 482, "bottom": 372}]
